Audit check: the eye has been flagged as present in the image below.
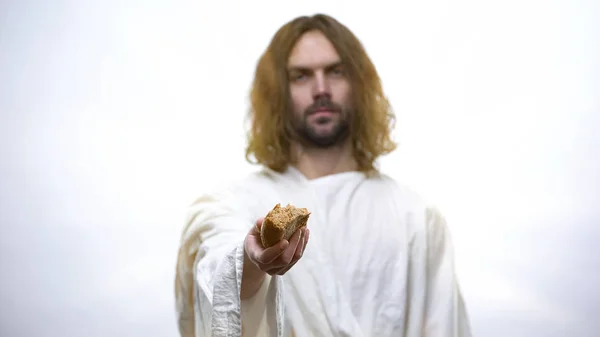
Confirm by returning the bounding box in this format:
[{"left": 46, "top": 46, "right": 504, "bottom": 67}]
[
  {"left": 331, "top": 67, "right": 346, "bottom": 77},
  {"left": 290, "top": 73, "right": 307, "bottom": 82}
]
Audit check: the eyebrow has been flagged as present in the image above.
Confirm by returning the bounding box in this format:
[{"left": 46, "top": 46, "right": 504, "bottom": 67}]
[{"left": 287, "top": 61, "right": 344, "bottom": 73}]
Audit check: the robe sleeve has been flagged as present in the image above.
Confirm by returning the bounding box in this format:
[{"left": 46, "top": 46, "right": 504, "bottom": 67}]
[
  {"left": 174, "top": 191, "right": 284, "bottom": 337},
  {"left": 423, "top": 207, "right": 472, "bottom": 337},
  {"left": 240, "top": 274, "right": 274, "bottom": 336}
]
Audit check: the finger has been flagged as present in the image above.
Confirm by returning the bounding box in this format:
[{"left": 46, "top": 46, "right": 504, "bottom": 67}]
[
  {"left": 295, "top": 229, "right": 305, "bottom": 258},
  {"left": 255, "top": 217, "right": 264, "bottom": 232},
  {"left": 274, "top": 237, "right": 304, "bottom": 275},
  {"left": 245, "top": 228, "right": 287, "bottom": 263},
  {"left": 287, "top": 229, "right": 306, "bottom": 266},
  {"left": 265, "top": 261, "right": 296, "bottom": 276},
  {"left": 276, "top": 266, "right": 291, "bottom": 275},
  {"left": 266, "top": 267, "right": 285, "bottom": 276},
  {"left": 270, "top": 229, "right": 308, "bottom": 275},
  {"left": 255, "top": 240, "right": 289, "bottom": 264},
  {"left": 279, "top": 228, "right": 302, "bottom": 265},
  {"left": 305, "top": 228, "right": 310, "bottom": 248},
  {"left": 275, "top": 260, "right": 298, "bottom": 275}
]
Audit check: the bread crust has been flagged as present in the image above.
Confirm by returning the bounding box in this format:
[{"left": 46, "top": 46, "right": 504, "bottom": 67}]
[{"left": 260, "top": 203, "right": 310, "bottom": 248}]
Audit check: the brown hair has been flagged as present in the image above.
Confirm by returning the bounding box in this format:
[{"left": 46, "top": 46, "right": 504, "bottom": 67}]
[{"left": 245, "top": 13, "right": 397, "bottom": 173}]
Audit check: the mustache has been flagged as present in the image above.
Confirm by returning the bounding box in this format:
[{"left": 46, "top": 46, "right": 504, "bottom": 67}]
[{"left": 306, "top": 96, "right": 342, "bottom": 115}]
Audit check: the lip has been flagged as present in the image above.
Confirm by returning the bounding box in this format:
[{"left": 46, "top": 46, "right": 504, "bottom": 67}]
[
  {"left": 310, "top": 109, "right": 336, "bottom": 115},
  {"left": 310, "top": 110, "right": 335, "bottom": 118}
]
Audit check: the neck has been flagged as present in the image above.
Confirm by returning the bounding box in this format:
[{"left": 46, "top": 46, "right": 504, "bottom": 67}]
[{"left": 290, "top": 139, "right": 358, "bottom": 180}]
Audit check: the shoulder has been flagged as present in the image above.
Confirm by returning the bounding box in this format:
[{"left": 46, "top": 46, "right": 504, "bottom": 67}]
[
  {"left": 185, "top": 168, "right": 282, "bottom": 218},
  {"left": 370, "top": 171, "right": 430, "bottom": 210},
  {"left": 199, "top": 168, "right": 277, "bottom": 198},
  {"left": 374, "top": 171, "right": 448, "bottom": 237}
]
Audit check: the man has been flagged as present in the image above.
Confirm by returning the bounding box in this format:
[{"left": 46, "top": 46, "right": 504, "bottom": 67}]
[{"left": 175, "top": 13, "right": 471, "bottom": 337}]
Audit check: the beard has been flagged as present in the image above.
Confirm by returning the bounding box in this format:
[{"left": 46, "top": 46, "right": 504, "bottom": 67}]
[{"left": 292, "top": 96, "right": 351, "bottom": 149}]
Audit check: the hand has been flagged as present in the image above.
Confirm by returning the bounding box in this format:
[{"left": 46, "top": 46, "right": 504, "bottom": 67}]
[{"left": 244, "top": 217, "right": 310, "bottom": 276}]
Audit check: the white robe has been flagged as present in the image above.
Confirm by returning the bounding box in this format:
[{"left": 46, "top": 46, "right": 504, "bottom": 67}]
[{"left": 175, "top": 166, "right": 471, "bottom": 337}]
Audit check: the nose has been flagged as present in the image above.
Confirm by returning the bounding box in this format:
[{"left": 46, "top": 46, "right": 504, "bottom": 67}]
[{"left": 312, "top": 71, "right": 331, "bottom": 100}]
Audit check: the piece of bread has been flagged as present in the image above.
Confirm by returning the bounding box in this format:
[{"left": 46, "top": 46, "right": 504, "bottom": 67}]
[{"left": 260, "top": 203, "right": 311, "bottom": 248}]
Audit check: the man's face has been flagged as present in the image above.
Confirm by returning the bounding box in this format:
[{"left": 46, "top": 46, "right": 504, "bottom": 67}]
[{"left": 287, "top": 30, "right": 353, "bottom": 148}]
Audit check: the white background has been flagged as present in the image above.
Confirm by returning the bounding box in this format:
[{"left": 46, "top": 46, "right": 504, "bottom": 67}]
[{"left": 1, "top": 0, "right": 599, "bottom": 336}]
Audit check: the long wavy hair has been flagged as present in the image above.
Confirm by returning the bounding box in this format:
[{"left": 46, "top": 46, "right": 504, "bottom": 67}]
[{"left": 245, "top": 14, "right": 397, "bottom": 173}]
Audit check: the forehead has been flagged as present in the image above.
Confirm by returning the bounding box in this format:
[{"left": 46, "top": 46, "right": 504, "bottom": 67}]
[{"left": 287, "top": 30, "right": 341, "bottom": 69}]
